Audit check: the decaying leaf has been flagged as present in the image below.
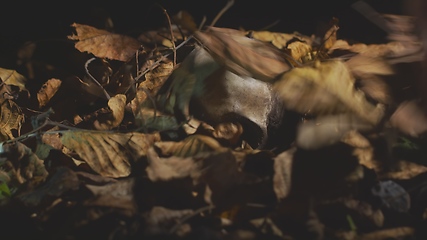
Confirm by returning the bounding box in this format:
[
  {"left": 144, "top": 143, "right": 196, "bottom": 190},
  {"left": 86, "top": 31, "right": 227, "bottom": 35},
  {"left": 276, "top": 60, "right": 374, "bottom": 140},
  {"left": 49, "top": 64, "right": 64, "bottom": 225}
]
[
  {"left": 37, "top": 78, "right": 62, "bottom": 108},
  {"left": 0, "top": 98, "right": 25, "bottom": 141},
  {"left": 93, "top": 94, "right": 126, "bottom": 130},
  {"left": 194, "top": 27, "right": 291, "bottom": 82},
  {"left": 0, "top": 67, "right": 28, "bottom": 94},
  {"left": 60, "top": 131, "right": 161, "bottom": 178},
  {"left": 68, "top": 23, "right": 141, "bottom": 62},
  {"left": 274, "top": 60, "right": 385, "bottom": 125}
]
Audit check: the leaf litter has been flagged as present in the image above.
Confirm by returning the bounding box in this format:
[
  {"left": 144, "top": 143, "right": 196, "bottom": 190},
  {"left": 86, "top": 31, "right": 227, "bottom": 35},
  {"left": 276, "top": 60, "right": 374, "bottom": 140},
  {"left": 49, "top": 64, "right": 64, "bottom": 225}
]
[{"left": 1, "top": 1, "right": 427, "bottom": 239}]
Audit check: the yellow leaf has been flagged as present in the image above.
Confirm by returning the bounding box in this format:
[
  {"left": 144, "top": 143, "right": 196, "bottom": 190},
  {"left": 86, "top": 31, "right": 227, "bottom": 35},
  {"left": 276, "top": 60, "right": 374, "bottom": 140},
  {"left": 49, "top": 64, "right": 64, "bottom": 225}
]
[
  {"left": 274, "top": 60, "right": 384, "bottom": 125},
  {"left": 68, "top": 23, "right": 141, "bottom": 62}
]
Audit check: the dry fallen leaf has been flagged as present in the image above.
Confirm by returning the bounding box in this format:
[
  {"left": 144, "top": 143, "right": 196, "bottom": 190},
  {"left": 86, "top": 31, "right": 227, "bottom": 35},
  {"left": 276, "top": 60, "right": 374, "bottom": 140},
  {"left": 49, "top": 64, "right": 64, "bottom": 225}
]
[
  {"left": 68, "top": 23, "right": 141, "bottom": 62},
  {"left": 37, "top": 78, "right": 62, "bottom": 108},
  {"left": 60, "top": 131, "right": 160, "bottom": 178}
]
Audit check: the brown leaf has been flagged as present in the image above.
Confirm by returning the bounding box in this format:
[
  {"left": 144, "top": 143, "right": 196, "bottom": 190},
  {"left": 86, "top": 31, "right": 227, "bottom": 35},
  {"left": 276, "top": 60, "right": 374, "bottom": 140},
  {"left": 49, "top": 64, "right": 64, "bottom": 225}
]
[
  {"left": 68, "top": 23, "right": 141, "bottom": 62},
  {"left": 194, "top": 27, "right": 291, "bottom": 82},
  {"left": 60, "top": 131, "right": 160, "bottom": 178},
  {"left": 37, "top": 78, "right": 62, "bottom": 108},
  {"left": 274, "top": 60, "right": 385, "bottom": 125},
  {"left": 93, "top": 94, "right": 126, "bottom": 130}
]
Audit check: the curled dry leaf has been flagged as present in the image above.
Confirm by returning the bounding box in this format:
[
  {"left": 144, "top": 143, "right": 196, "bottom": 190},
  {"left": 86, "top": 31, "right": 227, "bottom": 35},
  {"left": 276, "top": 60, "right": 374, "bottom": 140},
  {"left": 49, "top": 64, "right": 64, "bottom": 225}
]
[
  {"left": 194, "top": 27, "right": 291, "bottom": 82},
  {"left": 93, "top": 94, "right": 126, "bottom": 130},
  {"left": 60, "top": 131, "right": 161, "bottom": 178},
  {"left": 274, "top": 60, "right": 385, "bottom": 125},
  {"left": 37, "top": 78, "right": 62, "bottom": 108},
  {"left": 0, "top": 98, "right": 25, "bottom": 141},
  {"left": 68, "top": 23, "right": 141, "bottom": 62}
]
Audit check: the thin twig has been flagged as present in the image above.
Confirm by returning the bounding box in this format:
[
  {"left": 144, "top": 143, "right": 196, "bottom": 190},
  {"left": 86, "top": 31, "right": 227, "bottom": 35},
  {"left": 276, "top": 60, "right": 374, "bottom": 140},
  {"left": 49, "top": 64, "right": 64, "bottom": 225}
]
[
  {"left": 84, "top": 57, "right": 111, "bottom": 100},
  {"left": 161, "top": 6, "right": 177, "bottom": 66},
  {"left": 210, "top": 0, "right": 235, "bottom": 27}
]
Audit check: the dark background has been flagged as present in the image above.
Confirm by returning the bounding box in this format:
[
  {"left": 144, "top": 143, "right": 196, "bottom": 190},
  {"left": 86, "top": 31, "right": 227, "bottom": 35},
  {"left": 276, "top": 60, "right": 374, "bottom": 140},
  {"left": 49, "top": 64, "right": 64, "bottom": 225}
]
[{"left": 0, "top": 0, "right": 409, "bottom": 69}]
